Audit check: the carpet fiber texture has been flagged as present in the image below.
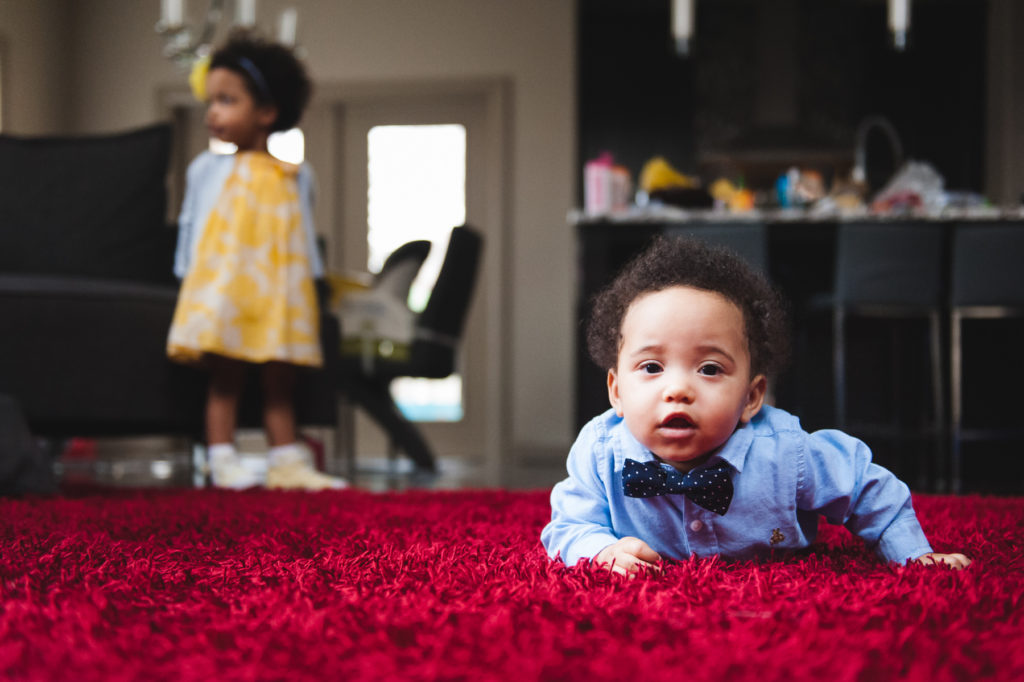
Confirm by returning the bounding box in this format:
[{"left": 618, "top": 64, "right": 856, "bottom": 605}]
[{"left": 1, "top": 489, "right": 1021, "bottom": 681}]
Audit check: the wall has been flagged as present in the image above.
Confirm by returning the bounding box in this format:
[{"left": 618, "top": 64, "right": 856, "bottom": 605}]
[
  {"left": 0, "top": 0, "right": 71, "bottom": 133},
  {"left": 0, "top": 0, "right": 578, "bottom": 475},
  {"left": 986, "top": 0, "right": 1024, "bottom": 205},
  {"left": 579, "top": 0, "right": 993, "bottom": 200}
]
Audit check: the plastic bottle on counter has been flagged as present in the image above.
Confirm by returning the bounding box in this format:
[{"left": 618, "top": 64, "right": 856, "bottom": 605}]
[{"left": 584, "top": 152, "right": 631, "bottom": 214}]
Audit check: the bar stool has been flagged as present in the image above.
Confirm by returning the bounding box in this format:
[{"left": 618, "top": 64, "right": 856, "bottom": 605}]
[
  {"left": 949, "top": 222, "right": 1024, "bottom": 494},
  {"left": 823, "top": 222, "right": 947, "bottom": 490},
  {"left": 666, "top": 222, "right": 768, "bottom": 273}
]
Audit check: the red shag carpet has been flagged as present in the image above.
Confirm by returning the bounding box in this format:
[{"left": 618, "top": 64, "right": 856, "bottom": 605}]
[{"left": 0, "top": 489, "right": 1022, "bottom": 681}]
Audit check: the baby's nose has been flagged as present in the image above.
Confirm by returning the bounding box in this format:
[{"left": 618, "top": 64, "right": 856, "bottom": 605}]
[{"left": 662, "top": 371, "right": 694, "bottom": 402}]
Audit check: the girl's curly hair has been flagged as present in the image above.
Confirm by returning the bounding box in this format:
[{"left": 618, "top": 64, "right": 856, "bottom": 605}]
[
  {"left": 210, "top": 31, "right": 312, "bottom": 132},
  {"left": 586, "top": 236, "right": 790, "bottom": 379}
]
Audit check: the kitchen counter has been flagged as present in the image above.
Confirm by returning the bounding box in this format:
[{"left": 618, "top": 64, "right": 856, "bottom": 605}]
[{"left": 569, "top": 204, "right": 1024, "bottom": 225}]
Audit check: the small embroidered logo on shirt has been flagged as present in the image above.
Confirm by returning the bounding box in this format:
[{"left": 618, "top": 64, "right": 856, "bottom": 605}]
[{"left": 770, "top": 528, "right": 785, "bottom": 546}]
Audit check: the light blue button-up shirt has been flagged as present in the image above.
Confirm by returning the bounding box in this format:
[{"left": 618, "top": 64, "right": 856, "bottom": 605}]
[{"left": 541, "top": 405, "right": 933, "bottom": 566}]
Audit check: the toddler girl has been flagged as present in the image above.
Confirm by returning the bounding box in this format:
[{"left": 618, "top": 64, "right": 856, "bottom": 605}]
[{"left": 168, "top": 33, "right": 345, "bottom": 491}]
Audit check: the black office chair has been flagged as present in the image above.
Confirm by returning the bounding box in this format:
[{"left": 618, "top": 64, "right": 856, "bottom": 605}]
[
  {"left": 949, "top": 223, "right": 1024, "bottom": 494},
  {"left": 376, "top": 240, "right": 432, "bottom": 300},
  {"left": 814, "top": 221, "right": 946, "bottom": 491},
  {"left": 338, "top": 225, "right": 483, "bottom": 474}
]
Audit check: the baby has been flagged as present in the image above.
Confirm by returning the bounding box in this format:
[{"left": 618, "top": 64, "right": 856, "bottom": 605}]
[{"left": 541, "top": 236, "right": 969, "bottom": 575}]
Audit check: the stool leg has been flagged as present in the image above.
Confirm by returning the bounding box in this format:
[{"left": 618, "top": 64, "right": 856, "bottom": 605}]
[
  {"left": 928, "top": 311, "right": 945, "bottom": 493},
  {"left": 833, "top": 306, "right": 847, "bottom": 430},
  {"left": 950, "top": 310, "right": 963, "bottom": 495}
]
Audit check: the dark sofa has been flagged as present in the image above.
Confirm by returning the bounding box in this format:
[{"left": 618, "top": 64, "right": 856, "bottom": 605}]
[{"left": 0, "top": 124, "right": 338, "bottom": 489}]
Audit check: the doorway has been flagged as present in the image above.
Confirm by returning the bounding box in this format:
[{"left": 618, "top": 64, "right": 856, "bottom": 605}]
[{"left": 337, "top": 92, "right": 493, "bottom": 464}]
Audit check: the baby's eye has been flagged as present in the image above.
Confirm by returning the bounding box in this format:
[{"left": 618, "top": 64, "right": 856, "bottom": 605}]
[
  {"left": 639, "top": 361, "right": 663, "bottom": 375},
  {"left": 698, "top": 364, "right": 722, "bottom": 376}
]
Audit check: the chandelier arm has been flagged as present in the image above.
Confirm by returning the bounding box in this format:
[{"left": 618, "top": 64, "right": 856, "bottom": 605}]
[
  {"left": 157, "top": 0, "right": 299, "bottom": 67},
  {"left": 157, "top": 0, "right": 227, "bottom": 65},
  {"left": 194, "top": 0, "right": 226, "bottom": 55}
]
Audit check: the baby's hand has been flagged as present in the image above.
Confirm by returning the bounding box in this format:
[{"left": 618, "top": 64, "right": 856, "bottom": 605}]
[
  {"left": 595, "top": 537, "right": 662, "bottom": 577},
  {"left": 914, "top": 552, "right": 972, "bottom": 570}
]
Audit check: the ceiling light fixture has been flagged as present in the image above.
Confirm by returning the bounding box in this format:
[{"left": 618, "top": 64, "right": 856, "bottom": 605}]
[{"left": 671, "top": 0, "right": 695, "bottom": 57}]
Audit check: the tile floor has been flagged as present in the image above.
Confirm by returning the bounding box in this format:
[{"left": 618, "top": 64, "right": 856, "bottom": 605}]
[{"left": 54, "top": 439, "right": 501, "bottom": 492}]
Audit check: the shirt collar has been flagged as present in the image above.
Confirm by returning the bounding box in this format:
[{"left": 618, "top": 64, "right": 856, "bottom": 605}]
[{"left": 711, "top": 415, "right": 756, "bottom": 473}]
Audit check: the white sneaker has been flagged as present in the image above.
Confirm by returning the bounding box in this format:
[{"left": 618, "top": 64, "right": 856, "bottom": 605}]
[
  {"left": 208, "top": 450, "right": 263, "bottom": 489},
  {"left": 266, "top": 444, "right": 348, "bottom": 491}
]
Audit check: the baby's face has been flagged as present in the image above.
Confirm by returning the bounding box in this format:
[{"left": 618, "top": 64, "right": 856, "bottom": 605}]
[{"left": 607, "top": 286, "right": 766, "bottom": 472}]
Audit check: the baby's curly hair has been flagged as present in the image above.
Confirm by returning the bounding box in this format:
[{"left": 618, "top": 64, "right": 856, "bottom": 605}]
[
  {"left": 586, "top": 236, "right": 790, "bottom": 379},
  {"left": 210, "top": 31, "right": 312, "bottom": 132}
]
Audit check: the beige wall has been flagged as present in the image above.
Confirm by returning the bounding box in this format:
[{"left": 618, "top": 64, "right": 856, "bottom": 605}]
[
  {"left": 0, "top": 0, "right": 579, "bottom": 470},
  {"left": 0, "top": 0, "right": 71, "bottom": 133},
  {"left": 986, "top": 0, "right": 1024, "bottom": 205}
]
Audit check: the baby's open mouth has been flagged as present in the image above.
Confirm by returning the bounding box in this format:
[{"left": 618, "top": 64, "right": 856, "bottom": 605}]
[{"left": 661, "top": 415, "right": 694, "bottom": 429}]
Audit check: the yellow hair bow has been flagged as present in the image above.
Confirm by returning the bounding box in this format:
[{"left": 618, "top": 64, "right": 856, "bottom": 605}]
[{"left": 189, "top": 54, "right": 211, "bottom": 102}]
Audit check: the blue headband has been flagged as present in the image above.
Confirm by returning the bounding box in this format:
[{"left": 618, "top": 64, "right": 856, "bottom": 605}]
[{"left": 235, "top": 56, "right": 272, "bottom": 101}]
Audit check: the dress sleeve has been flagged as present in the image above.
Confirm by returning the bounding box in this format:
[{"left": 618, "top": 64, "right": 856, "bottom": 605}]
[
  {"left": 297, "top": 162, "right": 324, "bottom": 278},
  {"left": 540, "top": 420, "right": 621, "bottom": 566},
  {"left": 796, "top": 429, "right": 933, "bottom": 563}
]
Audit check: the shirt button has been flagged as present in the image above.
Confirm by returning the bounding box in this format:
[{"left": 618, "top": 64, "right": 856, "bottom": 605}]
[{"left": 690, "top": 520, "right": 703, "bottom": 532}]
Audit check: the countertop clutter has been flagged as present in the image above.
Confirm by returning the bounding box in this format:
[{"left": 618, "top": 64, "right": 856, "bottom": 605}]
[{"left": 577, "top": 152, "right": 1022, "bottom": 224}]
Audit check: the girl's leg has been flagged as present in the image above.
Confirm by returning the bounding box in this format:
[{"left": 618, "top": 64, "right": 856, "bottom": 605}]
[
  {"left": 262, "top": 361, "right": 297, "bottom": 447},
  {"left": 206, "top": 355, "right": 247, "bottom": 445},
  {"left": 263, "top": 361, "right": 347, "bottom": 490},
  {"left": 205, "top": 355, "right": 260, "bottom": 488}
]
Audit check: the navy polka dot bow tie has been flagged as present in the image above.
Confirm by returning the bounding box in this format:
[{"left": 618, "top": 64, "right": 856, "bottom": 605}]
[{"left": 622, "top": 459, "right": 733, "bottom": 515}]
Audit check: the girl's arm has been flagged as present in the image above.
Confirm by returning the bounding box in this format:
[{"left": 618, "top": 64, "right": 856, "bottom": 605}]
[
  {"left": 297, "top": 162, "right": 323, "bottom": 278},
  {"left": 173, "top": 168, "right": 198, "bottom": 278},
  {"left": 173, "top": 153, "right": 214, "bottom": 279}
]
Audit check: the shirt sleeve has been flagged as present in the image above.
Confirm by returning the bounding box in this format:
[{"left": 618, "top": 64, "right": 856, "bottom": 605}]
[
  {"left": 796, "top": 429, "right": 933, "bottom": 564},
  {"left": 541, "top": 420, "right": 621, "bottom": 566},
  {"left": 173, "top": 154, "right": 204, "bottom": 279},
  {"left": 298, "top": 162, "right": 324, "bottom": 278}
]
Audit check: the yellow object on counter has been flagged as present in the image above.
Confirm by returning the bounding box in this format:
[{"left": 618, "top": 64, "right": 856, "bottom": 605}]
[
  {"left": 639, "top": 157, "right": 700, "bottom": 193},
  {"left": 709, "top": 177, "right": 755, "bottom": 212},
  {"left": 729, "top": 189, "right": 755, "bottom": 211},
  {"left": 709, "top": 178, "right": 738, "bottom": 202}
]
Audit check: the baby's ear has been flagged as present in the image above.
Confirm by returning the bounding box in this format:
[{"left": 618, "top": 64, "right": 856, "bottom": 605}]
[
  {"left": 607, "top": 369, "right": 624, "bottom": 417},
  {"left": 740, "top": 374, "right": 767, "bottom": 423}
]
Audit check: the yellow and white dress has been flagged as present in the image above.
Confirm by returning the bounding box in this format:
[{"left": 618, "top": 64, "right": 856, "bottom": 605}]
[{"left": 167, "top": 151, "right": 322, "bottom": 367}]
